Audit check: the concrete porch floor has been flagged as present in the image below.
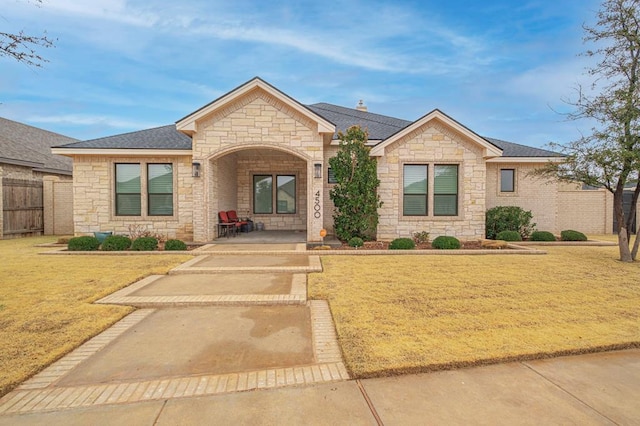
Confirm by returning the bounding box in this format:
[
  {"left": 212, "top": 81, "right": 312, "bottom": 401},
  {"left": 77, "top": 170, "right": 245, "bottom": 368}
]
[{"left": 212, "top": 230, "right": 341, "bottom": 247}]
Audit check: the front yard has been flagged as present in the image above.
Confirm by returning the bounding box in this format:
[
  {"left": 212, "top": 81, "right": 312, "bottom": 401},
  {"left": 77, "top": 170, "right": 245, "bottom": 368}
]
[
  {"left": 308, "top": 237, "right": 640, "bottom": 378},
  {"left": 0, "top": 237, "right": 191, "bottom": 397}
]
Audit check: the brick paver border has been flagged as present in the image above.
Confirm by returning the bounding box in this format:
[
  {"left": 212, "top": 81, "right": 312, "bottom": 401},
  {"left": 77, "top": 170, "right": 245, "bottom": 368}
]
[
  {"left": 0, "top": 301, "right": 348, "bottom": 415},
  {"left": 95, "top": 274, "right": 308, "bottom": 307}
]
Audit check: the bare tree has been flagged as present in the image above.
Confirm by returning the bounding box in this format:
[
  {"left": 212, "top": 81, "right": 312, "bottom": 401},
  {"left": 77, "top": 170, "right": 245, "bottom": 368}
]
[
  {"left": 0, "top": 0, "right": 55, "bottom": 67},
  {"left": 538, "top": 0, "right": 640, "bottom": 261}
]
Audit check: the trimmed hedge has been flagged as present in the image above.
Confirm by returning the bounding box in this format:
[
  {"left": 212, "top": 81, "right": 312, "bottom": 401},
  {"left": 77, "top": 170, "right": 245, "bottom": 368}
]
[
  {"left": 561, "top": 230, "right": 587, "bottom": 241},
  {"left": 165, "top": 239, "right": 187, "bottom": 251},
  {"left": 101, "top": 235, "right": 132, "bottom": 251},
  {"left": 348, "top": 237, "right": 364, "bottom": 248},
  {"left": 68, "top": 236, "right": 100, "bottom": 251},
  {"left": 131, "top": 237, "right": 159, "bottom": 251},
  {"left": 530, "top": 231, "right": 556, "bottom": 242},
  {"left": 485, "top": 206, "right": 535, "bottom": 240},
  {"left": 389, "top": 238, "right": 415, "bottom": 250},
  {"left": 431, "top": 236, "right": 461, "bottom": 250},
  {"left": 496, "top": 230, "right": 522, "bottom": 242}
]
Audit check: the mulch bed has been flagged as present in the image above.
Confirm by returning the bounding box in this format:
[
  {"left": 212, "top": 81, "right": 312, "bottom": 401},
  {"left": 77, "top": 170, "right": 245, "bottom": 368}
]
[{"left": 335, "top": 240, "right": 484, "bottom": 250}]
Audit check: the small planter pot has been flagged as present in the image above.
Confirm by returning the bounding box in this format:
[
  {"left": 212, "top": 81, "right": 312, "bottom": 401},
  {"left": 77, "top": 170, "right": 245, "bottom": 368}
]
[{"left": 93, "top": 231, "right": 113, "bottom": 243}]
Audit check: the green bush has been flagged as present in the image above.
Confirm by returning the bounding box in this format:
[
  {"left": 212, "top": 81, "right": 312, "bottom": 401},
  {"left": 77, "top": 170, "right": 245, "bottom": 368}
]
[
  {"left": 412, "top": 231, "right": 430, "bottom": 245},
  {"left": 496, "top": 230, "right": 522, "bottom": 242},
  {"left": 101, "top": 235, "right": 132, "bottom": 251},
  {"left": 431, "top": 236, "right": 461, "bottom": 250},
  {"left": 165, "top": 239, "right": 187, "bottom": 251},
  {"left": 67, "top": 236, "right": 100, "bottom": 251},
  {"left": 561, "top": 230, "right": 587, "bottom": 241},
  {"left": 485, "top": 206, "right": 536, "bottom": 240},
  {"left": 348, "top": 237, "right": 364, "bottom": 248},
  {"left": 530, "top": 231, "right": 556, "bottom": 241},
  {"left": 131, "top": 237, "right": 159, "bottom": 251},
  {"left": 389, "top": 238, "right": 415, "bottom": 250}
]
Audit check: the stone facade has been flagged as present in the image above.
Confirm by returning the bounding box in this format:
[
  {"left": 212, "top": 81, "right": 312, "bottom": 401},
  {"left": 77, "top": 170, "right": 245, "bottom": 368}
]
[
  {"left": 376, "top": 123, "right": 487, "bottom": 240},
  {"left": 70, "top": 155, "right": 194, "bottom": 240},
  {"left": 189, "top": 88, "right": 326, "bottom": 242}
]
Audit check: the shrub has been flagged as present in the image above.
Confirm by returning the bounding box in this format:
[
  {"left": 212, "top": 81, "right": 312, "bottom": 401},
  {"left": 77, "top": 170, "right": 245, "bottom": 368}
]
[
  {"left": 412, "top": 231, "right": 430, "bottom": 245},
  {"left": 348, "top": 237, "right": 364, "bottom": 248},
  {"left": 432, "top": 236, "right": 461, "bottom": 250},
  {"left": 485, "top": 206, "right": 536, "bottom": 240},
  {"left": 389, "top": 238, "right": 415, "bottom": 250},
  {"left": 101, "top": 235, "right": 132, "bottom": 251},
  {"left": 165, "top": 239, "right": 187, "bottom": 251},
  {"left": 496, "top": 230, "right": 522, "bottom": 242},
  {"left": 530, "top": 231, "right": 556, "bottom": 242},
  {"left": 131, "top": 237, "right": 158, "bottom": 251},
  {"left": 561, "top": 230, "right": 587, "bottom": 241},
  {"left": 67, "top": 236, "right": 100, "bottom": 251}
]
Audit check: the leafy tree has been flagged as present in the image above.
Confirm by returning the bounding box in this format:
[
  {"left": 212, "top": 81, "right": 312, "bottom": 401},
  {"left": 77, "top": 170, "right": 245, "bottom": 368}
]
[
  {"left": 1, "top": 0, "right": 55, "bottom": 67},
  {"left": 537, "top": 0, "right": 640, "bottom": 261},
  {"left": 329, "top": 125, "right": 382, "bottom": 241}
]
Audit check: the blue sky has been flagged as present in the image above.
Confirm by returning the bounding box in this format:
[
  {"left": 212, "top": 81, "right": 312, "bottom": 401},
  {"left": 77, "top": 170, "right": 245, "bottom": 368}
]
[{"left": 2, "top": 0, "right": 602, "bottom": 147}]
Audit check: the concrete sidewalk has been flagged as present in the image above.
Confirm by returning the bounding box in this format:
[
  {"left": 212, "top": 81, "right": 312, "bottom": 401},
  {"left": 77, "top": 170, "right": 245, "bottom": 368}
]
[{"left": 1, "top": 349, "right": 638, "bottom": 425}]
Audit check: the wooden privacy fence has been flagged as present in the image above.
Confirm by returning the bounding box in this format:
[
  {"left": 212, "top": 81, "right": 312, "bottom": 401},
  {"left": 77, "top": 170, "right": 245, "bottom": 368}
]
[{"left": 2, "top": 178, "right": 44, "bottom": 238}]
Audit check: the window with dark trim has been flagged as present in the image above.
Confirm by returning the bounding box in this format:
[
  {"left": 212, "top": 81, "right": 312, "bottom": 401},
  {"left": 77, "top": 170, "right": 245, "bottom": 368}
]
[
  {"left": 434, "top": 164, "right": 458, "bottom": 216},
  {"left": 403, "top": 165, "right": 428, "bottom": 215},
  {"left": 500, "top": 169, "right": 515, "bottom": 192},
  {"left": 115, "top": 163, "right": 141, "bottom": 216},
  {"left": 147, "top": 164, "right": 173, "bottom": 216},
  {"left": 253, "top": 174, "right": 297, "bottom": 214},
  {"left": 327, "top": 167, "right": 337, "bottom": 184}
]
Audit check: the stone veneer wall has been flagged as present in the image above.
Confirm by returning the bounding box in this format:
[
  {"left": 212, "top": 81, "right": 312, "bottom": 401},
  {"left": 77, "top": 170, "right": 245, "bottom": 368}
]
[
  {"left": 486, "top": 162, "right": 559, "bottom": 233},
  {"left": 191, "top": 88, "right": 325, "bottom": 241},
  {"left": 376, "top": 123, "right": 487, "bottom": 241},
  {"left": 71, "top": 155, "right": 194, "bottom": 240}
]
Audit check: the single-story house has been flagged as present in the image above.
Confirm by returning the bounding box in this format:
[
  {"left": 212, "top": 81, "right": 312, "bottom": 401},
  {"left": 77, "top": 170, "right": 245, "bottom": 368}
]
[
  {"left": 52, "top": 77, "right": 622, "bottom": 243},
  {"left": 0, "top": 117, "right": 76, "bottom": 239}
]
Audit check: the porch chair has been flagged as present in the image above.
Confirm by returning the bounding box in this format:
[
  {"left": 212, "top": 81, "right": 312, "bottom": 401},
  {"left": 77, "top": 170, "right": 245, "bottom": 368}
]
[
  {"left": 218, "top": 211, "right": 240, "bottom": 238},
  {"left": 227, "top": 210, "right": 249, "bottom": 233}
]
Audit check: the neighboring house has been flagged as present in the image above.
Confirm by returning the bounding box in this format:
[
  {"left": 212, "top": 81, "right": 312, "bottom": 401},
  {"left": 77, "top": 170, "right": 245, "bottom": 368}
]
[
  {"left": 0, "top": 117, "right": 76, "bottom": 239},
  {"left": 52, "top": 77, "right": 625, "bottom": 243}
]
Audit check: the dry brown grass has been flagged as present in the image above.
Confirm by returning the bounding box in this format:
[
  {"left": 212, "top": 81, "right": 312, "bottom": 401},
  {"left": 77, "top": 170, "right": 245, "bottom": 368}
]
[
  {"left": 308, "top": 241, "right": 640, "bottom": 378},
  {"left": 0, "top": 237, "right": 191, "bottom": 397}
]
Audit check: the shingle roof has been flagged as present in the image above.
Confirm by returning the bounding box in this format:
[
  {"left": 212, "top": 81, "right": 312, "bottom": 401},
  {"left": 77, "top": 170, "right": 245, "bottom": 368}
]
[
  {"left": 307, "top": 103, "right": 412, "bottom": 140},
  {"left": 57, "top": 125, "right": 192, "bottom": 150},
  {"left": 0, "top": 117, "right": 76, "bottom": 174},
  {"left": 54, "top": 103, "right": 561, "bottom": 159},
  {"left": 485, "top": 137, "right": 563, "bottom": 157}
]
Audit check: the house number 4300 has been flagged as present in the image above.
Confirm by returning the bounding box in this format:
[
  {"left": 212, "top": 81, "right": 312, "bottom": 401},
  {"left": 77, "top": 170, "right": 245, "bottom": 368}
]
[{"left": 313, "top": 190, "right": 321, "bottom": 218}]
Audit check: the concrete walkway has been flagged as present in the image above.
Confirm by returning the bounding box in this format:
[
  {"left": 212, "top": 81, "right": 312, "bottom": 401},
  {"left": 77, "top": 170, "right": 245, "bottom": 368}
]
[{"left": 1, "top": 243, "right": 639, "bottom": 424}]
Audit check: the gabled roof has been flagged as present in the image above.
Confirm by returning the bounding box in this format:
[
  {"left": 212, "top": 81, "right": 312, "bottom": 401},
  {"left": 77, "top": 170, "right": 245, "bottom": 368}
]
[
  {"left": 307, "top": 103, "right": 412, "bottom": 140},
  {"left": 0, "top": 117, "right": 76, "bottom": 175},
  {"left": 485, "top": 138, "right": 563, "bottom": 158},
  {"left": 370, "top": 109, "right": 503, "bottom": 159},
  {"left": 176, "top": 77, "right": 335, "bottom": 135}
]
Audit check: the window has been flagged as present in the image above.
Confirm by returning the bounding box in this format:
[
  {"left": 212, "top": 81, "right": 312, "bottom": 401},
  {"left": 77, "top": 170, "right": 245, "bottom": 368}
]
[
  {"left": 148, "top": 164, "right": 173, "bottom": 215},
  {"left": 434, "top": 165, "right": 458, "bottom": 216},
  {"left": 500, "top": 169, "right": 515, "bottom": 192},
  {"left": 115, "top": 164, "right": 141, "bottom": 216},
  {"left": 277, "top": 175, "right": 296, "bottom": 213},
  {"left": 253, "top": 175, "right": 273, "bottom": 214},
  {"left": 253, "top": 174, "right": 297, "bottom": 214},
  {"left": 403, "top": 165, "right": 428, "bottom": 215},
  {"left": 327, "top": 167, "right": 337, "bottom": 184}
]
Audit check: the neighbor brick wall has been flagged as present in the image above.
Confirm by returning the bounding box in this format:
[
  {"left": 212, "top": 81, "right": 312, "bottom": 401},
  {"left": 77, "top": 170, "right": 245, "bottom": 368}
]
[
  {"left": 70, "top": 155, "right": 194, "bottom": 240},
  {"left": 376, "top": 123, "right": 487, "bottom": 241}
]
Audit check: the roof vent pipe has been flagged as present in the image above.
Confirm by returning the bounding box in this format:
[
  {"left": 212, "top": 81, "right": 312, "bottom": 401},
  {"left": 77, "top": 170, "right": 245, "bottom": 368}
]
[{"left": 356, "top": 100, "right": 367, "bottom": 112}]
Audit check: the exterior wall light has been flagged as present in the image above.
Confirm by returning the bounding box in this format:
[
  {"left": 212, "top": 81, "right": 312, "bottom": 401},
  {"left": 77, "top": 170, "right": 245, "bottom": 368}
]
[
  {"left": 192, "top": 162, "right": 201, "bottom": 178},
  {"left": 314, "top": 163, "right": 322, "bottom": 179}
]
